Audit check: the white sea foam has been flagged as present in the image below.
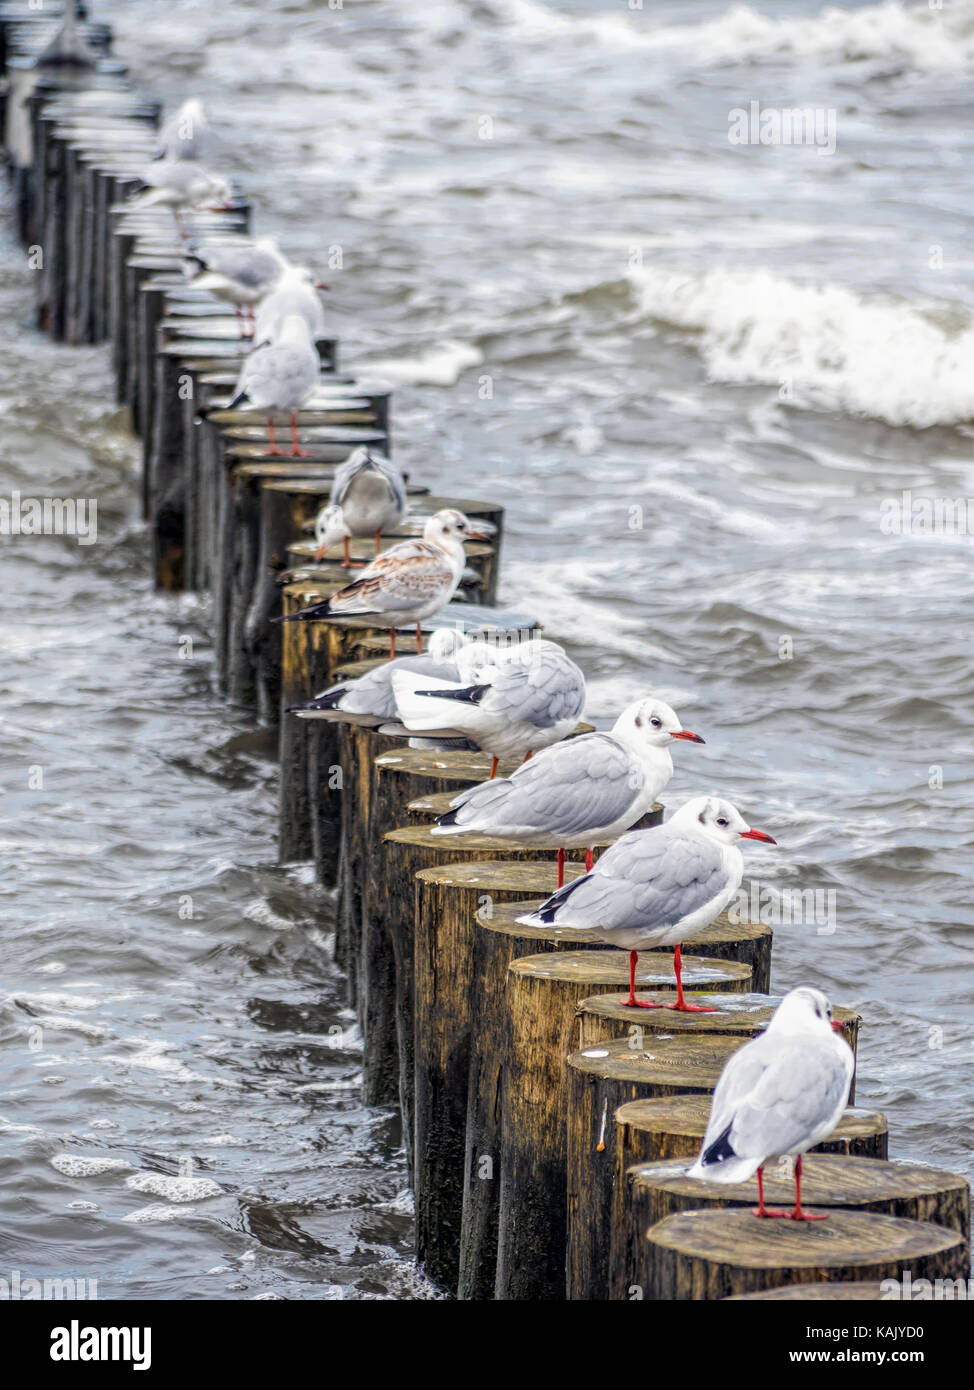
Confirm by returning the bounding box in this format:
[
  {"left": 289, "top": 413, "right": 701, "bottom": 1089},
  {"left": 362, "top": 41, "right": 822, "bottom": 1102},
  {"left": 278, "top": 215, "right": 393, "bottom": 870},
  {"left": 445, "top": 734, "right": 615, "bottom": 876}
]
[
  {"left": 51, "top": 1154, "right": 134, "bottom": 1178},
  {"left": 125, "top": 1173, "right": 223, "bottom": 1202},
  {"left": 630, "top": 266, "right": 974, "bottom": 428},
  {"left": 358, "top": 340, "right": 483, "bottom": 387},
  {"left": 494, "top": 0, "right": 974, "bottom": 71}
]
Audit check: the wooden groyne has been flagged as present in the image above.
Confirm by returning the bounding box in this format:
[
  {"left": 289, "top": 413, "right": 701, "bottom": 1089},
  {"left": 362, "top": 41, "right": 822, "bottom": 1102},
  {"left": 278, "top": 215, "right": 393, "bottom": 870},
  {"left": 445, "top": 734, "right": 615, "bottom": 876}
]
[{"left": 5, "top": 4, "right": 968, "bottom": 1303}]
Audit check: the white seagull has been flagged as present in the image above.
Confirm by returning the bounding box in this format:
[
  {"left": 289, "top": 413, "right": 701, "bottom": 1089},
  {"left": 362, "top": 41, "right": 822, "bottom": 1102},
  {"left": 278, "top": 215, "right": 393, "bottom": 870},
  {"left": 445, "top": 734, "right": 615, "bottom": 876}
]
[
  {"left": 432, "top": 696, "right": 702, "bottom": 880},
  {"left": 286, "top": 628, "right": 471, "bottom": 725},
  {"left": 227, "top": 314, "right": 319, "bottom": 456},
  {"left": 278, "top": 509, "right": 487, "bottom": 657},
  {"left": 390, "top": 639, "right": 586, "bottom": 779},
  {"left": 688, "top": 986, "right": 854, "bottom": 1221},
  {"left": 254, "top": 265, "right": 327, "bottom": 345},
  {"left": 314, "top": 449, "right": 408, "bottom": 567},
  {"left": 185, "top": 238, "right": 290, "bottom": 334},
  {"left": 154, "top": 98, "right": 209, "bottom": 161},
  {"left": 130, "top": 162, "right": 233, "bottom": 225},
  {"left": 517, "top": 795, "right": 775, "bottom": 1010}
]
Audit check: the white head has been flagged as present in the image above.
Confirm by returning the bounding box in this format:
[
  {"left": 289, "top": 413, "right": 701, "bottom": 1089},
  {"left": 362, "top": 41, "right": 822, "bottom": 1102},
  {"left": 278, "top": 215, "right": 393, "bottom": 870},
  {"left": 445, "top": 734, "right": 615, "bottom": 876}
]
[
  {"left": 669, "top": 795, "right": 776, "bottom": 847},
  {"left": 202, "top": 173, "right": 233, "bottom": 210},
  {"left": 611, "top": 696, "right": 704, "bottom": 751},
  {"left": 427, "top": 628, "right": 470, "bottom": 663},
  {"left": 767, "top": 986, "right": 839, "bottom": 1038},
  {"left": 422, "top": 509, "right": 486, "bottom": 554},
  {"left": 314, "top": 503, "right": 350, "bottom": 559}
]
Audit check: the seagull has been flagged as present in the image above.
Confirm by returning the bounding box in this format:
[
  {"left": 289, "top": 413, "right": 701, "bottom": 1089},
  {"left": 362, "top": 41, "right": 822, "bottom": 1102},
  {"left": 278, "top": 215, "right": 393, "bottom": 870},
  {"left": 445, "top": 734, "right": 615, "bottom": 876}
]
[
  {"left": 517, "top": 795, "right": 775, "bottom": 1010},
  {"left": 254, "top": 265, "right": 327, "bottom": 344},
  {"left": 688, "top": 986, "right": 854, "bottom": 1220},
  {"left": 154, "top": 98, "right": 209, "bottom": 161},
  {"left": 277, "top": 509, "right": 487, "bottom": 657},
  {"left": 227, "top": 314, "right": 319, "bottom": 456},
  {"left": 432, "top": 696, "right": 702, "bottom": 878},
  {"left": 390, "top": 639, "right": 586, "bottom": 779},
  {"left": 286, "top": 628, "right": 471, "bottom": 725},
  {"left": 185, "top": 238, "right": 290, "bottom": 335},
  {"left": 312, "top": 449, "right": 407, "bottom": 567},
  {"left": 129, "top": 162, "right": 233, "bottom": 225}
]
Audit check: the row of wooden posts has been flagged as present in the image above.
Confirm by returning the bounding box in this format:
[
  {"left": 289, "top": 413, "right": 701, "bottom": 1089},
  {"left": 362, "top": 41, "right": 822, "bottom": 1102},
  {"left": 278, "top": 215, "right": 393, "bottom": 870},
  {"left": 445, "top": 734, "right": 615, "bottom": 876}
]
[{"left": 4, "top": 3, "right": 969, "bottom": 1301}]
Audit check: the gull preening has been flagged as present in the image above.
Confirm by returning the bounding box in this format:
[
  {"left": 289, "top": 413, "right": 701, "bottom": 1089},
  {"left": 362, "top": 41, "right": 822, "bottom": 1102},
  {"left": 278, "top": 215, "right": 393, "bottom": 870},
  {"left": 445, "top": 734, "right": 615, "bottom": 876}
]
[
  {"left": 287, "top": 629, "right": 471, "bottom": 725},
  {"left": 185, "top": 238, "right": 290, "bottom": 334},
  {"left": 154, "top": 98, "right": 209, "bottom": 162},
  {"left": 433, "top": 696, "right": 702, "bottom": 879},
  {"left": 255, "top": 265, "right": 327, "bottom": 344},
  {"left": 314, "top": 449, "right": 407, "bottom": 567},
  {"left": 227, "top": 313, "right": 319, "bottom": 456},
  {"left": 517, "top": 795, "right": 776, "bottom": 1010},
  {"left": 277, "top": 509, "right": 487, "bottom": 656},
  {"left": 688, "top": 986, "right": 854, "bottom": 1220},
  {"left": 390, "top": 638, "right": 586, "bottom": 778}
]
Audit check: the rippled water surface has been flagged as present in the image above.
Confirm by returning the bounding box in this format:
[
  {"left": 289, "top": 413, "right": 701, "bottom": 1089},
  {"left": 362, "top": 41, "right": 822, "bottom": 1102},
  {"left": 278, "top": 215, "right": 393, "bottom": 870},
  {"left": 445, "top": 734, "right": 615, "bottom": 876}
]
[{"left": 2, "top": 0, "right": 973, "bottom": 1298}]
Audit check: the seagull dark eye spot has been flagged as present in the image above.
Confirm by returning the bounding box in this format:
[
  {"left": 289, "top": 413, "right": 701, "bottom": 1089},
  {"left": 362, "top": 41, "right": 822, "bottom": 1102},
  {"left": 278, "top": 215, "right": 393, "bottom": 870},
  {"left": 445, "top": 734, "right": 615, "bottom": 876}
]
[
  {"left": 716, "top": 817, "right": 728, "bottom": 827},
  {"left": 650, "top": 717, "right": 661, "bottom": 729}
]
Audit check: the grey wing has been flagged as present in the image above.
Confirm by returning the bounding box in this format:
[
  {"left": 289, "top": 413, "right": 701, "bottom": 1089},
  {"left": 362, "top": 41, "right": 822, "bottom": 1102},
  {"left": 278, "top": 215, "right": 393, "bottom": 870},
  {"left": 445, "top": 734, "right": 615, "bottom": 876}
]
[
  {"left": 552, "top": 824, "right": 730, "bottom": 933},
  {"left": 329, "top": 451, "right": 367, "bottom": 506},
  {"left": 335, "top": 651, "right": 458, "bottom": 717},
  {"left": 329, "top": 541, "right": 453, "bottom": 616},
  {"left": 447, "top": 733, "right": 641, "bottom": 837},
  {"left": 378, "top": 456, "right": 408, "bottom": 514},
  {"left": 481, "top": 652, "right": 585, "bottom": 728},
  {"left": 727, "top": 1038, "right": 853, "bottom": 1160},
  {"left": 206, "top": 244, "right": 281, "bottom": 288}
]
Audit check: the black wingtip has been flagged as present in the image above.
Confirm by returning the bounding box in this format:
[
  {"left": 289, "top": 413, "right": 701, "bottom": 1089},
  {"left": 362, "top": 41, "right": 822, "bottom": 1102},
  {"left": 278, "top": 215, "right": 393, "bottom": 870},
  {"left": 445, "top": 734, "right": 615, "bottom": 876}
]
[
  {"left": 436, "top": 808, "right": 460, "bottom": 829},
  {"left": 227, "top": 390, "right": 250, "bottom": 410},
  {"left": 701, "top": 1123, "right": 737, "bottom": 1168},
  {"left": 415, "top": 683, "right": 490, "bottom": 704}
]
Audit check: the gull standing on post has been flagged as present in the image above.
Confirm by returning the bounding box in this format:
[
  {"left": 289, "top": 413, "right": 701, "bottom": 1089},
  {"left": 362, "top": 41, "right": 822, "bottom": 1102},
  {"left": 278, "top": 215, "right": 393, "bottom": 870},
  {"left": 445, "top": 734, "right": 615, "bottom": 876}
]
[
  {"left": 517, "top": 795, "right": 775, "bottom": 1009},
  {"left": 277, "top": 509, "right": 487, "bottom": 657},
  {"left": 227, "top": 313, "right": 319, "bottom": 457},
  {"left": 390, "top": 638, "right": 586, "bottom": 778},
  {"left": 185, "top": 238, "right": 290, "bottom": 335},
  {"left": 432, "top": 696, "right": 702, "bottom": 873},
  {"left": 154, "top": 98, "right": 209, "bottom": 161},
  {"left": 688, "top": 987, "right": 854, "bottom": 1220},
  {"left": 313, "top": 449, "right": 407, "bottom": 567},
  {"left": 255, "top": 265, "right": 327, "bottom": 344},
  {"left": 129, "top": 162, "right": 233, "bottom": 227}
]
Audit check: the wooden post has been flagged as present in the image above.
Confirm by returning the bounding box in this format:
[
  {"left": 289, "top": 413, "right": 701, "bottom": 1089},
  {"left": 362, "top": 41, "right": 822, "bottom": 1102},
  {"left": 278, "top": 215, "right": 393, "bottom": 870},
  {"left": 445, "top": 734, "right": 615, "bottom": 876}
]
[
  {"left": 643, "top": 1207, "right": 967, "bottom": 1300},
  {"left": 494, "top": 963, "right": 751, "bottom": 1302},
  {"left": 623, "top": 1154, "right": 969, "bottom": 1260},
  {"left": 562, "top": 1035, "right": 746, "bottom": 1306},
  {"left": 575, "top": 991, "right": 859, "bottom": 1052}
]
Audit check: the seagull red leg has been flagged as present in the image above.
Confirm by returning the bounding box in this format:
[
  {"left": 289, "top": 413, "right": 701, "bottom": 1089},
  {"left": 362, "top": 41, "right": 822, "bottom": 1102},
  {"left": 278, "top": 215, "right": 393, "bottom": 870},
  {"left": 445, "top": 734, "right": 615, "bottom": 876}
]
[
  {"left": 585, "top": 847, "right": 594, "bottom": 871},
  {"left": 789, "top": 1154, "right": 828, "bottom": 1222},
  {"left": 556, "top": 847, "right": 565, "bottom": 888},
  {"left": 489, "top": 756, "right": 499, "bottom": 780},
  {"left": 374, "top": 529, "right": 382, "bottom": 555},
  {"left": 339, "top": 536, "right": 363, "bottom": 569},
  {"left": 388, "top": 630, "right": 397, "bottom": 659},
  {"left": 266, "top": 416, "right": 281, "bottom": 456},
  {"left": 625, "top": 949, "right": 663, "bottom": 1010},
  {"left": 415, "top": 624, "right": 423, "bottom": 654},
  {"left": 664, "top": 943, "right": 719, "bottom": 1013},
  {"left": 289, "top": 411, "right": 312, "bottom": 457}
]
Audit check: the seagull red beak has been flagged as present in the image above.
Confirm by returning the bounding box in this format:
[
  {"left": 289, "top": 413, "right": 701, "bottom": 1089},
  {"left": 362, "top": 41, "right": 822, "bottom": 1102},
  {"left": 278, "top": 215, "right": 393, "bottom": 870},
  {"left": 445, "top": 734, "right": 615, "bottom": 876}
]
[
  {"left": 830, "top": 1020, "right": 844, "bottom": 1034},
  {"left": 315, "top": 282, "right": 329, "bottom": 291},
  {"left": 671, "top": 729, "right": 705, "bottom": 743},
  {"left": 466, "top": 530, "right": 489, "bottom": 542},
  {"left": 740, "top": 827, "right": 777, "bottom": 844}
]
